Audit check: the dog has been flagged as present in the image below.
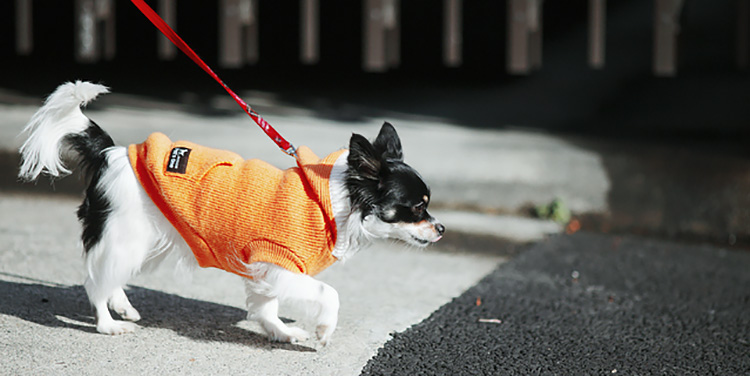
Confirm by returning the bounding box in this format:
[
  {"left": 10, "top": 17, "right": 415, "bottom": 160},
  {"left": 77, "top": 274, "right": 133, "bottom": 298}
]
[{"left": 18, "top": 81, "right": 444, "bottom": 344}]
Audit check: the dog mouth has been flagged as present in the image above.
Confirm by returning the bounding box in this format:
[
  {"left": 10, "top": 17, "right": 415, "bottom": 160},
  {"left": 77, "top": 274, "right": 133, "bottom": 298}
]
[
  {"left": 411, "top": 236, "right": 430, "bottom": 245},
  {"left": 410, "top": 235, "right": 441, "bottom": 245}
]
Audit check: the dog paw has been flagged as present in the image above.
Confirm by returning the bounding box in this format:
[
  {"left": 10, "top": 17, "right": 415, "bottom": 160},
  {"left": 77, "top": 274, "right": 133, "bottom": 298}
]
[
  {"left": 97, "top": 320, "right": 137, "bottom": 335},
  {"left": 108, "top": 291, "right": 141, "bottom": 322},
  {"left": 263, "top": 324, "right": 310, "bottom": 344},
  {"left": 314, "top": 285, "right": 339, "bottom": 345},
  {"left": 286, "top": 327, "right": 311, "bottom": 343},
  {"left": 115, "top": 306, "right": 141, "bottom": 322},
  {"left": 316, "top": 324, "right": 336, "bottom": 346}
]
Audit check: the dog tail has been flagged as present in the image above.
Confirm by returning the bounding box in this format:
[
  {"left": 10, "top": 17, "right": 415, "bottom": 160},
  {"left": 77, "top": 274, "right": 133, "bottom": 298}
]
[{"left": 18, "top": 81, "right": 113, "bottom": 182}]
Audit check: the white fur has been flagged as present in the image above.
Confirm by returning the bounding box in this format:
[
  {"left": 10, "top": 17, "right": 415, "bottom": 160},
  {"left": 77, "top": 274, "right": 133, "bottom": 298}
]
[
  {"left": 19, "top": 81, "right": 109, "bottom": 180},
  {"left": 18, "top": 81, "right": 442, "bottom": 344},
  {"left": 329, "top": 150, "right": 365, "bottom": 261}
]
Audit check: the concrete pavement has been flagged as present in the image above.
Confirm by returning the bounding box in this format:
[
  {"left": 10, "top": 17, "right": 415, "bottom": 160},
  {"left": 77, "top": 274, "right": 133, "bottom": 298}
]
[
  {"left": 1, "top": 84, "right": 748, "bottom": 375},
  {"left": 0, "top": 193, "right": 503, "bottom": 376},
  {"left": 0, "top": 87, "right": 557, "bottom": 375}
]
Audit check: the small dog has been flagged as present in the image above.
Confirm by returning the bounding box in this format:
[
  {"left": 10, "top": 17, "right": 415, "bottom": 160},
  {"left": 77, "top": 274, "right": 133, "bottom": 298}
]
[{"left": 18, "top": 81, "right": 444, "bottom": 344}]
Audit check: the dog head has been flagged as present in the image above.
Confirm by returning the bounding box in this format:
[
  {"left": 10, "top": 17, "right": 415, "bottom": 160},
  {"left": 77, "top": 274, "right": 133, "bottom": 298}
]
[{"left": 346, "top": 122, "right": 444, "bottom": 246}]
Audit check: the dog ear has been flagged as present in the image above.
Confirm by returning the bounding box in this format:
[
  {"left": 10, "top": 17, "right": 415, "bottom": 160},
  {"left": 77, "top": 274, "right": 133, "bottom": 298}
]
[
  {"left": 348, "top": 133, "right": 381, "bottom": 181},
  {"left": 373, "top": 122, "right": 403, "bottom": 161}
]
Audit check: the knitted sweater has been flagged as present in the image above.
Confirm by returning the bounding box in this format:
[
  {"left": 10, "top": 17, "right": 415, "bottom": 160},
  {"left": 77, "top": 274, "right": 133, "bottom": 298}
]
[{"left": 128, "top": 132, "right": 346, "bottom": 277}]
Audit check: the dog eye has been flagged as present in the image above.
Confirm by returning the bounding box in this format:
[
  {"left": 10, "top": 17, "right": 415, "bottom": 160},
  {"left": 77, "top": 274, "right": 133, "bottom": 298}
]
[{"left": 411, "top": 202, "right": 425, "bottom": 215}]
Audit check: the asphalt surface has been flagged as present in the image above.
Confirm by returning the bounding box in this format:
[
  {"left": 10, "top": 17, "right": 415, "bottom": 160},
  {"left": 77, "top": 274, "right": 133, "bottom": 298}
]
[{"left": 361, "top": 233, "right": 750, "bottom": 375}]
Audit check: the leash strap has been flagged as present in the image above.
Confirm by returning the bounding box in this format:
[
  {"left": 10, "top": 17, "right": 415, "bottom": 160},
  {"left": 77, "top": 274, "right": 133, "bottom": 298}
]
[{"left": 130, "top": 0, "right": 297, "bottom": 157}]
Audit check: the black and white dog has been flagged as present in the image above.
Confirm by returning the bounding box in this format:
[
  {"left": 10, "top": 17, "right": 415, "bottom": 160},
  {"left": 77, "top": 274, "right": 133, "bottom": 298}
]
[{"left": 18, "top": 81, "right": 444, "bottom": 344}]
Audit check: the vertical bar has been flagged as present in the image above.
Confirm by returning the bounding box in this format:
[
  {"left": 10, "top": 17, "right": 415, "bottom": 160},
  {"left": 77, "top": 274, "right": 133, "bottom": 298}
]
[
  {"left": 15, "top": 0, "right": 33, "bottom": 55},
  {"left": 588, "top": 0, "right": 606, "bottom": 69},
  {"left": 301, "top": 0, "right": 319, "bottom": 64},
  {"left": 220, "top": 0, "right": 242, "bottom": 67},
  {"left": 528, "top": 0, "right": 542, "bottom": 69},
  {"left": 364, "top": 0, "right": 386, "bottom": 71},
  {"left": 384, "top": 0, "right": 400, "bottom": 67},
  {"left": 653, "top": 0, "right": 682, "bottom": 76},
  {"left": 738, "top": 0, "right": 749, "bottom": 70},
  {"left": 76, "top": 0, "right": 98, "bottom": 62},
  {"left": 158, "top": 0, "right": 177, "bottom": 60},
  {"left": 443, "top": 0, "right": 462, "bottom": 67},
  {"left": 507, "top": 0, "right": 529, "bottom": 74},
  {"left": 244, "top": 0, "right": 259, "bottom": 64},
  {"left": 100, "top": 0, "right": 116, "bottom": 60}
]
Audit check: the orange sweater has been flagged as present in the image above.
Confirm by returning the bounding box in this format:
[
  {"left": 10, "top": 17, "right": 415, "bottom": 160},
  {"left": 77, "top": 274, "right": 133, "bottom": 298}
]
[{"left": 128, "top": 132, "right": 345, "bottom": 277}]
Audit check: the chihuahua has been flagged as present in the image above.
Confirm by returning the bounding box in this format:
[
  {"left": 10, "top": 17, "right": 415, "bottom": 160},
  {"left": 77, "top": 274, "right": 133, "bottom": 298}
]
[{"left": 18, "top": 81, "right": 444, "bottom": 344}]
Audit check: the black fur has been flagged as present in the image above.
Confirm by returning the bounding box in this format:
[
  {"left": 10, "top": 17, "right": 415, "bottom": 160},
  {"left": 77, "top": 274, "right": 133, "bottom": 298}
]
[
  {"left": 372, "top": 122, "right": 403, "bottom": 161},
  {"left": 65, "top": 120, "right": 114, "bottom": 253},
  {"left": 346, "top": 122, "right": 437, "bottom": 226}
]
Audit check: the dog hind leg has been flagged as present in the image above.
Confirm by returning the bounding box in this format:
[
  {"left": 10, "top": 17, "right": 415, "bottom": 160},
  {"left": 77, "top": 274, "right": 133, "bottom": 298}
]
[
  {"left": 81, "top": 147, "right": 154, "bottom": 334},
  {"left": 85, "top": 277, "right": 138, "bottom": 335}
]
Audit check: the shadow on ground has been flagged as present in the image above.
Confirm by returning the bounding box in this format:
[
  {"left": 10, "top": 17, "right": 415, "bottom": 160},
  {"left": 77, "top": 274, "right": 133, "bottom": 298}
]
[{"left": 0, "top": 276, "right": 314, "bottom": 352}]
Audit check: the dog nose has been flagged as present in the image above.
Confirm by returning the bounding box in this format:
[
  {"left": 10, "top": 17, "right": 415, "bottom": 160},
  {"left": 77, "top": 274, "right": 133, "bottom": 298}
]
[{"left": 435, "top": 223, "right": 445, "bottom": 236}]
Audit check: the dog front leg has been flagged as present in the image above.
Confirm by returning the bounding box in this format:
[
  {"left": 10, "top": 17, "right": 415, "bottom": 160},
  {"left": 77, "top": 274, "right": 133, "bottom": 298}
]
[
  {"left": 313, "top": 283, "right": 339, "bottom": 345},
  {"left": 245, "top": 262, "right": 339, "bottom": 345},
  {"left": 245, "top": 292, "right": 310, "bottom": 343}
]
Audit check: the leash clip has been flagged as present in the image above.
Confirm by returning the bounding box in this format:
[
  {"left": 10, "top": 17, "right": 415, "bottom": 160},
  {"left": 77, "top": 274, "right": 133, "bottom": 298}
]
[{"left": 283, "top": 145, "right": 298, "bottom": 159}]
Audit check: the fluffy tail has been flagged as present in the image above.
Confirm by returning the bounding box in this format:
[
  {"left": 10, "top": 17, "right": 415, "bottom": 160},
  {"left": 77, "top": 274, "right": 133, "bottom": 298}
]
[{"left": 18, "top": 81, "right": 112, "bottom": 181}]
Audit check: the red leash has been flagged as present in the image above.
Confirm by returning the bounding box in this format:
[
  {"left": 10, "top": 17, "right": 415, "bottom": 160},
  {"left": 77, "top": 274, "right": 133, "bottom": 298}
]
[{"left": 130, "top": 0, "right": 297, "bottom": 157}]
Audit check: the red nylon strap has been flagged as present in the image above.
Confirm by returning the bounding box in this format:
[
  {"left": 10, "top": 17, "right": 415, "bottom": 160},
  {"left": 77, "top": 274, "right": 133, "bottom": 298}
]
[{"left": 130, "top": 0, "right": 296, "bottom": 157}]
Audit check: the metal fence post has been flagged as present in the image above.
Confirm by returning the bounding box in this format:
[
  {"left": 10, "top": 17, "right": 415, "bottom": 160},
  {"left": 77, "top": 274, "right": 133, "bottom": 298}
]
[
  {"left": 738, "top": 0, "right": 749, "bottom": 70},
  {"left": 220, "top": 0, "right": 258, "bottom": 68},
  {"left": 653, "top": 0, "right": 684, "bottom": 76},
  {"left": 15, "top": 0, "right": 33, "bottom": 55},
  {"left": 364, "top": 0, "right": 400, "bottom": 72},
  {"left": 157, "top": 0, "right": 177, "bottom": 60},
  {"left": 75, "top": 0, "right": 115, "bottom": 63},
  {"left": 301, "top": 0, "right": 319, "bottom": 64},
  {"left": 588, "top": 0, "right": 606, "bottom": 69},
  {"left": 443, "top": 0, "right": 462, "bottom": 67},
  {"left": 507, "top": 0, "right": 542, "bottom": 74}
]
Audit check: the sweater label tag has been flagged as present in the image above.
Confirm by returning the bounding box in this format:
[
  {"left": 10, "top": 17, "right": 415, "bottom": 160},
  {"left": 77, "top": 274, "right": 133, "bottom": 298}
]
[{"left": 167, "top": 147, "right": 191, "bottom": 174}]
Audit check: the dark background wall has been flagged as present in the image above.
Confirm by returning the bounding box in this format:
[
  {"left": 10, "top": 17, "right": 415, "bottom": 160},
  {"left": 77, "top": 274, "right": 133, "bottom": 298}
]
[{"left": 1, "top": 1, "right": 748, "bottom": 140}]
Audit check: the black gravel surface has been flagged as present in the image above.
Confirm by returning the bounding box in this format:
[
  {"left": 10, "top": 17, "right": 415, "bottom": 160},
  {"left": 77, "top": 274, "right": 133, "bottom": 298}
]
[{"left": 361, "top": 233, "right": 750, "bottom": 375}]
